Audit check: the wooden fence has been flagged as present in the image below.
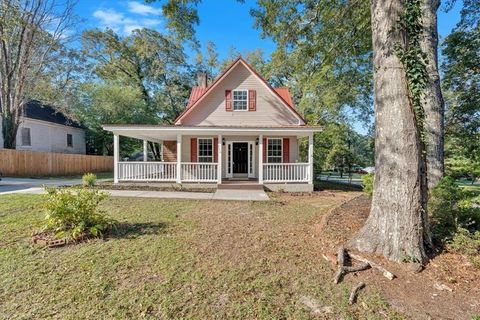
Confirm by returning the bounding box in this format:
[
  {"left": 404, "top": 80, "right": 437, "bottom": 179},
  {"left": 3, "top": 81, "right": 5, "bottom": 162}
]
[{"left": 0, "top": 149, "right": 113, "bottom": 177}]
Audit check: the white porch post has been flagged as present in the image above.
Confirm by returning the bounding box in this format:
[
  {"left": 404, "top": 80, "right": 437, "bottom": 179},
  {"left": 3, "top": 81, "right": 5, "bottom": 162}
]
[
  {"left": 258, "top": 134, "right": 263, "bottom": 184},
  {"left": 113, "top": 134, "right": 119, "bottom": 183},
  {"left": 308, "top": 132, "right": 314, "bottom": 184},
  {"left": 176, "top": 134, "right": 182, "bottom": 183},
  {"left": 143, "top": 140, "right": 148, "bottom": 162},
  {"left": 217, "top": 134, "right": 222, "bottom": 184}
]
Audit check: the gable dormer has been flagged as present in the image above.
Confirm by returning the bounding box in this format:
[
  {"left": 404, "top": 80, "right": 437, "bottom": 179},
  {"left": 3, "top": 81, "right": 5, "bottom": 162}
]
[{"left": 175, "top": 58, "right": 305, "bottom": 127}]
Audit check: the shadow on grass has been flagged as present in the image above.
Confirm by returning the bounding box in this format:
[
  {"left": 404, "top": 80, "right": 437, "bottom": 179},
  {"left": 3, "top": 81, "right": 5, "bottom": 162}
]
[
  {"left": 108, "top": 222, "right": 168, "bottom": 239},
  {"left": 315, "top": 180, "right": 363, "bottom": 192}
]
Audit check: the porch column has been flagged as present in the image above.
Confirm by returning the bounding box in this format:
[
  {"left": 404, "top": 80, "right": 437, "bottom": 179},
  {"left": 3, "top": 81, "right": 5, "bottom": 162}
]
[
  {"left": 258, "top": 134, "right": 263, "bottom": 184},
  {"left": 113, "top": 134, "right": 119, "bottom": 183},
  {"left": 308, "top": 132, "right": 314, "bottom": 184},
  {"left": 176, "top": 133, "right": 182, "bottom": 183},
  {"left": 217, "top": 134, "right": 222, "bottom": 184},
  {"left": 143, "top": 140, "right": 148, "bottom": 162}
]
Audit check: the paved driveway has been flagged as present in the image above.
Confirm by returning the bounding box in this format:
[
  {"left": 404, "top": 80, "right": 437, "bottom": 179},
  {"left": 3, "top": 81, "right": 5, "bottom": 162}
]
[{"left": 0, "top": 177, "right": 82, "bottom": 194}]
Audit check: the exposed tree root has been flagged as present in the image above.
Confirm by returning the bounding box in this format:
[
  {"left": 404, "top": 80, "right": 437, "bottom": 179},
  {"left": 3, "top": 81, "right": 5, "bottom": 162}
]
[
  {"left": 349, "top": 253, "right": 396, "bottom": 280},
  {"left": 330, "top": 246, "right": 395, "bottom": 305},
  {"left": 334, "top": 262, "right": 370, "bottom": 284},
  {"left": 349, "top": 282, "right": 366, "bottom": 305}
]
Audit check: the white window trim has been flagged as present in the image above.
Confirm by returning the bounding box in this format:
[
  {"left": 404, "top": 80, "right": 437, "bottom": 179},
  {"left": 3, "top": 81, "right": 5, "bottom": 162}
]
[
  {"left": 232, "top": 89, "right": 249, "bottom": 112},
  {"left": 197, "top": 137, "right": 214, "bottom": 163},
  {"left": 21, "top": 127, "right": 32, "bottom": 147},
  {"left": 267, "top": 138, "right": 283, "bottom": 163},
  {"left": 67, "top": 133, "right": 73, "bottom": 147}
]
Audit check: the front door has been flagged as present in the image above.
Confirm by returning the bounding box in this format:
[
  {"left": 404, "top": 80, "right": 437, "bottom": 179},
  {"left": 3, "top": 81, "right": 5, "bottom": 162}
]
[{"left": 233, "top": 143, "right": 248, "bottom": 174}]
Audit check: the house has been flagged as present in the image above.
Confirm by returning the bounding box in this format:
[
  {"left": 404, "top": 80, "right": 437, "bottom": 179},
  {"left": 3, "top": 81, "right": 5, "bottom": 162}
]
[
  {"left": 103, "top": 57, "right": 320, "bottom": 192},
  {"left": 0, "top": 100, "right": 86, "bottom": 154}
]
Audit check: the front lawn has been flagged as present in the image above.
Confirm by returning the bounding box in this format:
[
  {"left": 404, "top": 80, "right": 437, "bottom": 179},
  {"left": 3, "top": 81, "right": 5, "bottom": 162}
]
[{"left": 0, "top": 192, "right": 401, "bottom": 319}]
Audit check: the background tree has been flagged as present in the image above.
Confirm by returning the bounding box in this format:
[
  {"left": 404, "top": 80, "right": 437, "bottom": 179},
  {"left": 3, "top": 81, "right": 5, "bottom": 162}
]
[
  {"left": 77, "top": 28, "right": 192, "bottom": 156},
  {"left": 442, "top": 0, "right": 479, "bottom": 184},
  {"left": 0, "top": 0, "right": 77, "bottom": 148},
  {"left": 421, "top": 0, "right": 445, "bottom": 188},
  {"left": 250, "top": 0, "right": 373, "bottom": 125}
]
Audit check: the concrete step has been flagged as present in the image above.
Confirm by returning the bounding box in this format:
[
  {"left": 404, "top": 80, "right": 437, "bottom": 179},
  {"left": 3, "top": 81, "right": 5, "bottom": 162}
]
[{"left": 217, "top": 183, "right": 264, "bottom": 190}]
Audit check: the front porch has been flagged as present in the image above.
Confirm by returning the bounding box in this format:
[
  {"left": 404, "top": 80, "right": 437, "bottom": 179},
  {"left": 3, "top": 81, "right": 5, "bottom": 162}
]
[{"left": 104, "top": 126, "right": 319, "bottom": 191}]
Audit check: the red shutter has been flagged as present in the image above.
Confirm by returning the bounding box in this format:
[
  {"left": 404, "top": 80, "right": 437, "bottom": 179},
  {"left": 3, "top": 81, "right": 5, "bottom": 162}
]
[
  {"left": 283, "top": 138, "right": 290, "bottom": 163},
  {"left": 248, "top": 90, "right": 256, "bottom": 111},
  {"left": 191, "top": 138, "right": 197, "bottom": 162},
  {"left": 213, "top": 138, "right": 218, "bottom": 162},
  {"left": 225, "top": 90, "right": 232, "bottom": 111},
  {"left": 263, "top": 138, "right": 267, "bottom": 162}
]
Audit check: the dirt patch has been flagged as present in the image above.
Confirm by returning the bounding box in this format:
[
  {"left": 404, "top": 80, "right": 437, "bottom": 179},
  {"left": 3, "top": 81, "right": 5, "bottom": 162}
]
[{"left": 316, "top": 195, "right": 480, "bottom": 320}]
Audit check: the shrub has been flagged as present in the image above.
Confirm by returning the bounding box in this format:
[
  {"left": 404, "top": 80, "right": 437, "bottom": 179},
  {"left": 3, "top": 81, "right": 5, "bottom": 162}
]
[
  {"left": 447, "top": 228, "right": 480, "bottom": 268},
  {"left": 430, "top": 177, "right": 480, "bottom": 269},
  {"left": 429, "top": 176, "right": 464, "bottom": 237},
  {"left": 82, "top": 173, "right": 97, "bottom": 187},
  {"left": 362, "top": 173, "right": 374, "bottom": 196},
  {"left": 42, "top": 187, "right": 116, "bottom": 240}
]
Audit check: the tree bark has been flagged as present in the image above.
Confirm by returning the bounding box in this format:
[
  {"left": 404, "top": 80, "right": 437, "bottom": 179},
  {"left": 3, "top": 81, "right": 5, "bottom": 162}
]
[
  {"left": 420, "top": 0, "right": 444, "bottom": 189},
  {"left": 349, "top": 0, "right": 430, "bottom": 263}
]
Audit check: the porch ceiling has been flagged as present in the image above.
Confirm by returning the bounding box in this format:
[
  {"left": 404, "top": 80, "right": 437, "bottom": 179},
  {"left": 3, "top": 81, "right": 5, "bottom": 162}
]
[{"left": 103, "top": 125, "right": 322, "bottom": 140}]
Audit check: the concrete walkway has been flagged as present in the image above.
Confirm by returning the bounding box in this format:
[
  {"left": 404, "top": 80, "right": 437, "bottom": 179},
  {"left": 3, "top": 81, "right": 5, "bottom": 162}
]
[{"left": 0, "top": 179, "right": 270, "bottom": 201}]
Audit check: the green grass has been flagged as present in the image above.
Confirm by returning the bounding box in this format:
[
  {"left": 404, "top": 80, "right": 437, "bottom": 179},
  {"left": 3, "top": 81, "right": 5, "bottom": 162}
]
[{"left": 0, "top": 193, "right": 402, "bottom": 319}]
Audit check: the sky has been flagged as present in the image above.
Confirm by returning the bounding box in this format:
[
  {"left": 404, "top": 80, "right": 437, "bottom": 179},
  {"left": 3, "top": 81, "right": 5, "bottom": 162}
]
[{"left": 74, "top": 0, "right": 464, "bottom": 134}]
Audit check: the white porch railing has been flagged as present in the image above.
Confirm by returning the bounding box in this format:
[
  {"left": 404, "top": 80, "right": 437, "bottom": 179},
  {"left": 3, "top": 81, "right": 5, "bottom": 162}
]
[
  {"left": 118, "top": 162, "right": 176, "bottom": 181},
  {"left": 263, "top": 163, "right": 310, "bottom": 182},
  {"left": 181, "top": 162, "right": 218, "bottom": 182}
]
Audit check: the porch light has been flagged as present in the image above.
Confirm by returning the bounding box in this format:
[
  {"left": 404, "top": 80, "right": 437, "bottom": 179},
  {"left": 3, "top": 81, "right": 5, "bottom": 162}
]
[
  {"left": 255, "top": 138, "right": 259, "bottom": 145},
  {"left": 222, "top": 138, "right": 225, "bottom": 145}
]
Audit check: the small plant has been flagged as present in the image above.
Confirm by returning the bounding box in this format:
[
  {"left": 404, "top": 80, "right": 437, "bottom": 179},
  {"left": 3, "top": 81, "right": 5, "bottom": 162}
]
[
  {"left": 362, "top": 173, "right": 374, "bottom": 197},
  {"left": 41, "top": 187, "right": 116, "bottom": 240},
  {"left": 82, "top": 173, "right": 97, "bottom": 187}
]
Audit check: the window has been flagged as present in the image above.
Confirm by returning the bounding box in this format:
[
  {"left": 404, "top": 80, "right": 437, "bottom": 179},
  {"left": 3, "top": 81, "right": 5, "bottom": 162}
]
[
  {"left": 232, "top": 90, "right": 248, "bottom": 111},
  {"left": 67, "top": 134, "right": 73, "bottom": 147},
  {"left": 21, "top": 128, "right": 31, "bottom": 146},
  {"left": 198, "top": 138, "right": 213, "bottom": 162},
  {"left": 267, "top": 138, "right": 282, "bottom": 163}
]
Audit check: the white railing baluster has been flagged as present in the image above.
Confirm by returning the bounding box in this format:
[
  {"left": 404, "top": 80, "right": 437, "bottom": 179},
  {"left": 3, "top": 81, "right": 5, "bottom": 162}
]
[{"left": 262, "top": 163, "right": 311, "bottom": 183}]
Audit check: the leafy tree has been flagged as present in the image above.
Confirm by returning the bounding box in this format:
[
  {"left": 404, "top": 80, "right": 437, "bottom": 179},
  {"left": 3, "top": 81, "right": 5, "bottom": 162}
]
[
  {"left": 313, "top": 123, "right": 373, "bottom": 176},
  {"left": 442, "top": 0, "right": 479, "bottom": 184},
  {"left": 250, "top": 0, "right": 373, "bottom": 125},
  {"left": 77, "top": 28, "right": 193, "bottom": 156},
  {"left": 0, "top": 0, "right": 77, "bottom": 148}
]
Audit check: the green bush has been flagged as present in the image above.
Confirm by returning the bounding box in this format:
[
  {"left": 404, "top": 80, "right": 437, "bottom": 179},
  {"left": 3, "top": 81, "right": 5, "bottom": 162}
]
[
  {"left": 82, "top": 173, "right": 97, "bottom": 187},
  {"left": 448, "top": 228, "right": 480, "bottom": 268},
  {"left": 429, "top": 177, "right": 465, "bottom": 237},
  {"left": 362, "top": 173, "right": 374, "bottom": 196},
  {"left": 430, "top": 177, "right": 480, "bottom": 269},
  {"left": 42, "top": 187, "right": 116, "bottom": 240}
]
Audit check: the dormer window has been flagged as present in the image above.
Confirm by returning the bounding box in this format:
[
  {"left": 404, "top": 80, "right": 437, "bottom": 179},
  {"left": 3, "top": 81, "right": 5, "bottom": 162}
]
[{"left": 232, "top": 90, "right": 248, "bottom": 111}]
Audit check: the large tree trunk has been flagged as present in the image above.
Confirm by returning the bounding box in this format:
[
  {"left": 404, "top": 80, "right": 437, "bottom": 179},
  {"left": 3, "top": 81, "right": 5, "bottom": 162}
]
[
  {"left": 421, "top": 0, "right": 444, "bottom": 189},
  {"left": 349, "top": 0, "right": 430, "bottom": 263}
]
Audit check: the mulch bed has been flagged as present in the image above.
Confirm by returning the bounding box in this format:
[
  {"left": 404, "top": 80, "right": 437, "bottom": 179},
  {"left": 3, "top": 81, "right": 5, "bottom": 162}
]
[{"left": 316, "top": 195, "right": 480, "bottom": 320}]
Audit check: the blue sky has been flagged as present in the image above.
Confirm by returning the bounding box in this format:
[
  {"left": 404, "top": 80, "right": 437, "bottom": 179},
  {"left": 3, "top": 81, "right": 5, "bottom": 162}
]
[{"left": 74, "top": 0, "right": 464, "bottom": 133}]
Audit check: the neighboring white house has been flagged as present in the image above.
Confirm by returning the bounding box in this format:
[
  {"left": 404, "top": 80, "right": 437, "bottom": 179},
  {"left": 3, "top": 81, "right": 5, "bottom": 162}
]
[
  {"left": 0, "top": 100, "right": 86, "bottom": 154},
  {"left": 103, "top": 57, "right": 321, "bottom": 192}
]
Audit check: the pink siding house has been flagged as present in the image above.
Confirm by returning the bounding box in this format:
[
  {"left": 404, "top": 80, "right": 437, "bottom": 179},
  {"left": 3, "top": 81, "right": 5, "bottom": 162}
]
[{"left": 103, "top": 57, "right": 320, "bottom": 192}]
